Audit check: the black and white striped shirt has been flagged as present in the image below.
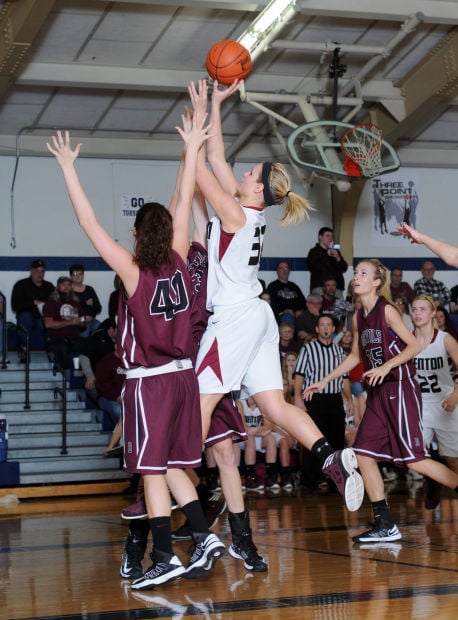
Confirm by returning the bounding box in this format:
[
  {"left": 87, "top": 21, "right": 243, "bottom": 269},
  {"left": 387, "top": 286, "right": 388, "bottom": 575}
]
[{"left": 294, "top": 339, "right": 347, "bottom": 394}]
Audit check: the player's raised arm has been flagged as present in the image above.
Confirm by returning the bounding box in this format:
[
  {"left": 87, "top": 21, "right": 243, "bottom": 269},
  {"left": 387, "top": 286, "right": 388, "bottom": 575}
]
[
  {"left": 399, "top": 222, "right": 458, "bottom": 268},
  {"left": 173, "top": 109, "right": 211, "bottom": 262},
  {"left": 46, "top": 130, "right": 138, "bottom": 296},
  {"left": 188, "top": 79, "right": 240, "bottom": 196}
]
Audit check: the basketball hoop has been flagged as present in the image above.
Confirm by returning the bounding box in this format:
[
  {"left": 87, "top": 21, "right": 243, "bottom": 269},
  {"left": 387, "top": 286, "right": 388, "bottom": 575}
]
[{"left": 341, "top": 123, "right": 383, "bottom": 178}]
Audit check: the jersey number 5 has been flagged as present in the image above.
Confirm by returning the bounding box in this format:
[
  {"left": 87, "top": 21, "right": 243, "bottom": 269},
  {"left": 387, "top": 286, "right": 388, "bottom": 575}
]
[{"left": 365, "top": 346, "right": 383, "bottom": 368}]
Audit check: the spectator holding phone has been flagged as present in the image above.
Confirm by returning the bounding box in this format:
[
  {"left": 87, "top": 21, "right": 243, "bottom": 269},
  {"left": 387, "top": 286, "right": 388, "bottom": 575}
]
[{"left": 307, "top": 227, "right": 348, "bottom": 296}]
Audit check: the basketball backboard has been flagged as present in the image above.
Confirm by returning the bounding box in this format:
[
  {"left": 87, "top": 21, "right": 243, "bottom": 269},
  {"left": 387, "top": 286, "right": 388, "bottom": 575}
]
[{"left": 286, "top": 120, "right": 401, "bottom": 182}]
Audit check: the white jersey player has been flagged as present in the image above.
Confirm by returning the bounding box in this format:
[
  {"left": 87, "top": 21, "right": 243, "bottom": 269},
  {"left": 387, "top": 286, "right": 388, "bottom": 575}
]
[
  {"left": 412, "top": 295, "right": 458, "bottom": 468},
  {"left": 188, "top": 77, "right": 364, "bottom": 522}
]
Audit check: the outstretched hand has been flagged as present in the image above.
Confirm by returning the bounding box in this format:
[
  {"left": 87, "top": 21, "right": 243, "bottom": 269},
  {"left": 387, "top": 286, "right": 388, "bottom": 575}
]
[
  {"left": 211, "top": 79, "right": 242, "bottom": 104},
  {"left": 302, "top": 380, "right": 326, "bottom": 401},
  {"left": 397, "top": 222, "right": 424, "bottom": 244},
  {"left": 188, "top": 79, "right": 208, "bottom": 121},
  {"left": 363, "top": 364, "right": 391, "bottom": 387},
  {"left": 46, "top": 130, "right": 82, "bottom": 167},
  {"left": 175, "top": 108, "right": 210, "bottom": 150}
]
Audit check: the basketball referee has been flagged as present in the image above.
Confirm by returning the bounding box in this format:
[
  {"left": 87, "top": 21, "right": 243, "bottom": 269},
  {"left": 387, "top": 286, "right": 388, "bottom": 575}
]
[{"left": 294, "top": 315, "right": 353, "bottom": 492}]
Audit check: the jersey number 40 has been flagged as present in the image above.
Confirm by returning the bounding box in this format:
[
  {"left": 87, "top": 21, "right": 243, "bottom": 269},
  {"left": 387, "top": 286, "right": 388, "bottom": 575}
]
[{"left": 150, "top": 270, "right": 189, "bottom": 321}]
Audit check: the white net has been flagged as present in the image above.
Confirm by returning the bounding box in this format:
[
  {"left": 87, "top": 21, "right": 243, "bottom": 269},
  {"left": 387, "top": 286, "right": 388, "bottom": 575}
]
[{"left": 341, "top": 124, "right": 383, "bottom": 178}]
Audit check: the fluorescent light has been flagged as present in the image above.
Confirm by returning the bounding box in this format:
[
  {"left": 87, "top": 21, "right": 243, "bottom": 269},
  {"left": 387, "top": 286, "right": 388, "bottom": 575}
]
[{"left": 238, "top": 0, "right": 297, "bottom": 62}]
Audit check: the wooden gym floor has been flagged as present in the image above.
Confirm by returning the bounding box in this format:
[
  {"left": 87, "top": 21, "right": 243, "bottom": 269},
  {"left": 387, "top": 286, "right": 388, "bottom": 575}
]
[{"left": 1, "top": 481, "right": 457, "bottom": 620}]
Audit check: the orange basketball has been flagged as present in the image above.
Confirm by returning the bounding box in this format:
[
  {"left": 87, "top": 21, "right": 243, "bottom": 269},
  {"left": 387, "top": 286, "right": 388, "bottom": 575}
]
[{"left": 206, "top": 40, "right": 252, "bottom": 85}]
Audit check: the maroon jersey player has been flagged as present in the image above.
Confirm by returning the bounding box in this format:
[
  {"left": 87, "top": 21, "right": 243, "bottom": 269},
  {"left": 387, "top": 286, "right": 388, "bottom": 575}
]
[
  {"left": 47, "top": 116, "right": 226, "bottom": 591},
  {"left": 304, "top": 258, "right": 458, "bottom": 543}
]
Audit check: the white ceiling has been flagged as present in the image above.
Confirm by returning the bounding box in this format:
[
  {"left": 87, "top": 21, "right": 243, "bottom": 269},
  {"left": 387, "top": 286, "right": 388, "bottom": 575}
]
[{"left": 1, "top": 0, "right": 458, "bottom": 173}]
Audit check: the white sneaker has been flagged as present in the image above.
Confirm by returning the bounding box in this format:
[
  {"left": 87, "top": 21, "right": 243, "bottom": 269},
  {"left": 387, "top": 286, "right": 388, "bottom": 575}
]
[
  {"left": 185, "top": 533, "right": 226, "bottom": 579},
  {"left": 353, "top": 522, "right": 402, "bottom": 543},
  {"left": 131, "top": 552, "right": 185, "bottom": 590},
  {"left": 323, "top": 448, "right": 364, "bottom": 512}
]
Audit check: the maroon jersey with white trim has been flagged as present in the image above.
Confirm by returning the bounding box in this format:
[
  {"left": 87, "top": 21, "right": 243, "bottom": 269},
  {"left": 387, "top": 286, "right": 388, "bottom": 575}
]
[
  {"left": 117, "top": 250, "right": 194, "bottom": 369},
  {"left": 356, "top": 296, "right": 416, "bottom": 382},
  {"left": 187, "top": 241, "right": 209, "bottom": 349}
]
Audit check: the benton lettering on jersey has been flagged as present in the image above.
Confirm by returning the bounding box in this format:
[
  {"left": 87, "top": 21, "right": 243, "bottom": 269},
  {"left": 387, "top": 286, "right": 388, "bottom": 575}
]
[{"left": 413, "top": 356, "right": 444, "bottom": 371}]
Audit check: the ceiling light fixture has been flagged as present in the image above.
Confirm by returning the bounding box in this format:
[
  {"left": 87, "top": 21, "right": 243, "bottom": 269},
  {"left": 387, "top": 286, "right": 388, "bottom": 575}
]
[{"left": 237, "top": 0, "right": 297, "bottom": 62}]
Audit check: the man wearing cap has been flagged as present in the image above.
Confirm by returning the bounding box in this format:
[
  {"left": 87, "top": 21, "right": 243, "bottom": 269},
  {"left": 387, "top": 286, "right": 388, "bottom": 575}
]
[
  {"left": 11, "top": 259, "right": 55, "bottom": 358},
  {"left": 42, "top": 276, "right": 85, "bottom": 372}
]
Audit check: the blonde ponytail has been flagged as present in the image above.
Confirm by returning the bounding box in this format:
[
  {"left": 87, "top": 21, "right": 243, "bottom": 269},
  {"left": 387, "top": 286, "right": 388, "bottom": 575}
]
[
  {"left": 282, "top": 189, "right": 314, "bottom": 226},
  {"left": 261, "top": 162, "right": 314, "bottom": 225}
]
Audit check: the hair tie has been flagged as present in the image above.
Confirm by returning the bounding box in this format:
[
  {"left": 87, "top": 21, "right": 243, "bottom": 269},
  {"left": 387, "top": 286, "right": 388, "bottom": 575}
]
[
  {"left": 285, "top": 190, "right": 291, "bottom": 198},
  {"left": 261, "top": 162, "right": 275, "bottom": 206}
]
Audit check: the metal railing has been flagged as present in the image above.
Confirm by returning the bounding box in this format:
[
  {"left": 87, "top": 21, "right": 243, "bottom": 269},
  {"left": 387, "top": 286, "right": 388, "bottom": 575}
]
[
  {"left": 0, "top": 291, "right": 7, "bottom": 370},
  {"left": 53, "top": 362, "right": 68, "bottom": 455},
  {"left": 16, "top": 324, "right": 31, "bottom": 409}
]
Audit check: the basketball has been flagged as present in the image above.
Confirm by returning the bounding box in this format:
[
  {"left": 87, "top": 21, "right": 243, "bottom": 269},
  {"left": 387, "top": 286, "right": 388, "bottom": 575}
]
[{"left": 206, "top": 40, "right": 252, "bottom": 85}]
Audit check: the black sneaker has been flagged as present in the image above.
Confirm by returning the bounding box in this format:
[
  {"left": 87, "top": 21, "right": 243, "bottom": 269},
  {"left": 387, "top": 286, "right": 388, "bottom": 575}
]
[
  {"left": 352, "top": 522, "right": 402, "bottom": 543},
  {"left": 265, "top": 475, "right": 280, "bottom": 490},
  {"left": 245, "top": 476, "right": 264, "bottom": 492},
  {"left": 131, "top": 551, "right": 185, "bottom": 590},
  {"left": 120, "top": 532, "right": 147, "bottom": 580},
  {"left": 171, "top": 521, "right": 193, "bottom": 541},
  {"left": 205, "top": 493, "right": 227, "bottom": 529},
  {"left": 322, "top": 448, "right": 364, "bottom": 512},
  {"left": 281, "top": 473, "right": 294, "bottom": 492},
  {"left": 172, "top": 495, "right": 227, "bottom": 541},
  {"left": 207, "top": 471, "right": 221, "bottom": 492},
  {"left": 424, "top": 476, "right": 442, "bottom": 510},
  {"left": 185, "top": 533, "right": 226, "bottom": 579},
  {"left": 229, "top": 532, "right": 268, "bottom": 571}
]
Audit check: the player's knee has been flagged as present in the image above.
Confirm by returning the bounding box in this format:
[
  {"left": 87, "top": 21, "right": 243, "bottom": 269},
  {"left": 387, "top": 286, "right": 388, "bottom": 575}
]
[{"left": 212, "top": 441, "right": 236, "bottom": 468}]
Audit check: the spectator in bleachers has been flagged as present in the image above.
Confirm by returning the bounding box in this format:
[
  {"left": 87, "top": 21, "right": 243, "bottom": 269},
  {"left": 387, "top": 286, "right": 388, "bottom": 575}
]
[
  {"left": 294, "top": 293, "right": 322, "bottom": 344},
  {"left": 95, "top": 345, "right": 125, "bottom": 428},
  {"left": 435, "top": 306, "right": 458, "bottom": 342},
  {"left": 278, "top": 321, "right": 300, "bottom": 360},
  {"left": 281, "top": 350, "right": 298, "bottom": 398},
  {"left": 78, "top": 318, "right": 117, "bottom": 402},
  {"left": 389, "top": 267, "right": 415, "bottom": 305},
  {"left": 70, "top": 263, "right": 102, "bottom": 337},
  {"left": 307, "top": 227, "right": 348, "bottom": 296},
  {"left": 237, "top": 395, "right": 279, "bottom": 492},
  {"left": 266, "top": 261, "right": 306, "bottom": 323},
  {"left": 11, "top": 259, "right": 55, "bottom": 360},
  {"left": 392, "top": 294, "right": 414, "bottom": 331},
  {"left": 108, "top": 274, "right": 121, "bottom": 322},
  {"left": 321, "top": 277, "right": 350, "bottom": 326},
  {"left": 42, "top": 275, "right": 85, "bottom": 372},
  {"left": 414, "top": 261, "right": 451, "bottom": 308}
]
